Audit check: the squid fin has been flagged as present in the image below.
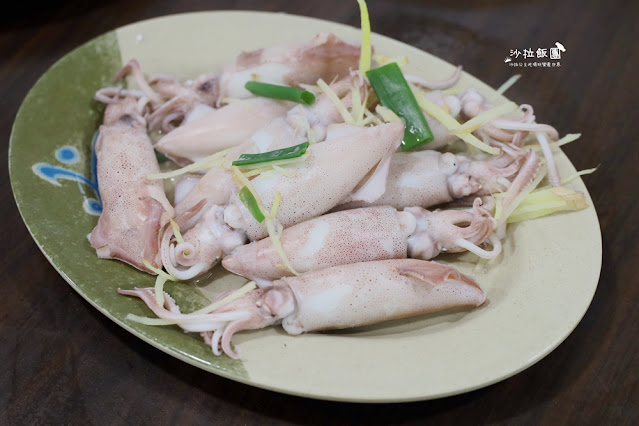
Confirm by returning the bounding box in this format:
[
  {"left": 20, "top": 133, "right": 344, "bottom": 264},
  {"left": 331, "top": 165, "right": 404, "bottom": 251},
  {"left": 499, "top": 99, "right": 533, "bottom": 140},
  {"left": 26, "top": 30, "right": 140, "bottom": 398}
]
[
  {"left": 174, "top": 198, "right": 207, "bottom": 230},
  {"left": 397, "top": 262, "right": 484, "bottom": 292},
  {"left": 397, "top": 262, "right": 456, "bottom": 285}
]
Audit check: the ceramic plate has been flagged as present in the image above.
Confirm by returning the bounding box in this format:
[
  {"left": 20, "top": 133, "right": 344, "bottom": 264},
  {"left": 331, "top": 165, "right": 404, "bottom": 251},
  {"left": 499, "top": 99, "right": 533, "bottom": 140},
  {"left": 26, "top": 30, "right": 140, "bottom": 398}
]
[{"left": 9, "top": 11, "right": 602, "bottom": 402}]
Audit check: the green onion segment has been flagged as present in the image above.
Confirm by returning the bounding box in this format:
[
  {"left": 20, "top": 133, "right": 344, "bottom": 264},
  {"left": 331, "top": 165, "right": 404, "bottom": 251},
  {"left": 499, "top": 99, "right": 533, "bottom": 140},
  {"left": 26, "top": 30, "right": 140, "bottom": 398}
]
[
  {"left": 238, "top": 186, "right": 265, "bottom": 223},
  {"left": 366, "top": 62, "right": 434, "bottom": 150},
  {"left": 154, "top": 149, "right": 170, "bottom": 163},
  {"left": 245, "top": 81, "right": 316, "bottom": 106},
  {"left": 232, "top": 142, "right": 310, "bottom": 166}
]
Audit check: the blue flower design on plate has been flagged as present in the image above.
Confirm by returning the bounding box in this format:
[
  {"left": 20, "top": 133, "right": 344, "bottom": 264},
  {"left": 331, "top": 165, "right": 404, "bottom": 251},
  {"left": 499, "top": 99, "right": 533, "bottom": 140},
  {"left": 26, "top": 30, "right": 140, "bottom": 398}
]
[
  {"left": 55, "top": 146, "right": 81, "bottom": 164},
  {"left": 32, "top": 132, "right": 102, "bottom": 215}
]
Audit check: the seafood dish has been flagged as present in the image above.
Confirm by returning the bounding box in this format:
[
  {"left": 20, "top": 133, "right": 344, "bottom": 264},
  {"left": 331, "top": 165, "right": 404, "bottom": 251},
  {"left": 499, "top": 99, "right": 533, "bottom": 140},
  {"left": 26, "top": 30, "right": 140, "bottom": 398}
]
[{"left": 87, "top": 4, "right": 590, "bottom": 360}]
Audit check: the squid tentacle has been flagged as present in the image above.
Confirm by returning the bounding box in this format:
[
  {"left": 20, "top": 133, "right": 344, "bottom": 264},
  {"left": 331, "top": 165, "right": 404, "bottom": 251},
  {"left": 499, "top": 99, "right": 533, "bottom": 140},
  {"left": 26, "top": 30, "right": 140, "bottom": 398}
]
[
  {"left": 117, "top": 288, "right": 252, "bottom": 330},
  {"left": 535, "top": 132, "right": 562, "bottom": 187},
  {"left": 124, "top": 68, "right": 220, "bottom": 133},
  {"left": 223, "top": 198, "right": 501, "bottom": 284},
  {"left": 454, "top": 233, "right": 502, "bottom": 259},
  {"left": 146, "top": 72, "right": 220, "bottom": 132},
  {"left": 459, "top": 88, "right": 559, "bottom": 144},
  {"left": 495, "top": 149, "right": 542, "bottom": 238},
  {"left": 406, "top": 197, "right": 499, "bottom": 260},
  {"left": 147, "top": 95, "right": 199, "bottom": 132},
  {"left": 455, "top": 142, "right": 530, "bottom": 195},
  {"left": 160, "top": 205, "right": 247, "bottom": 281},
  {"left": 114, "top": 59, "right": 163, "bottom": 105}
]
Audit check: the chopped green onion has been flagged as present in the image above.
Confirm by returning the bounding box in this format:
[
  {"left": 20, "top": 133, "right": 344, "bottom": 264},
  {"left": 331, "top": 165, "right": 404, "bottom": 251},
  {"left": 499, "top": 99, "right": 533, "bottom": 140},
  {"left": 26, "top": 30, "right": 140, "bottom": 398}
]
[
  {"left": 245, "top": 81, "right": 316, "bottom": 106},
  {"left": 232, "top": 142, "right": 309, "bottom": 166},
  {"left": 366, "top": 62, "right": 434, "bottom": 150},
  {"left": 154, "top": 149, "right": 170, "bottom": 163},
  {"left": 238, "top": 186, "right": 265, "bottom": 223}
]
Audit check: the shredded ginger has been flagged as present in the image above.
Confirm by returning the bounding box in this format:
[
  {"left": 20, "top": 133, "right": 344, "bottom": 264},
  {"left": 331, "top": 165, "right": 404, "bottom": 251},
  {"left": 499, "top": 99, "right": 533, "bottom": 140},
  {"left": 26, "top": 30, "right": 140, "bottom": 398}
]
[
  {"left": 507, "top": 186, "right": 588, "bottom": 223},
  {"left": 146, "top": 147, "right": 235, "bottom": 180},
  {"left": 495, "top": 74, "right": 521, "bottom": 95},
  {"left": 357, "top": 0, "right": 371, "bottom": 74},
  {"left": 455, "top": 101, "right": 519, "bottom": 133}
]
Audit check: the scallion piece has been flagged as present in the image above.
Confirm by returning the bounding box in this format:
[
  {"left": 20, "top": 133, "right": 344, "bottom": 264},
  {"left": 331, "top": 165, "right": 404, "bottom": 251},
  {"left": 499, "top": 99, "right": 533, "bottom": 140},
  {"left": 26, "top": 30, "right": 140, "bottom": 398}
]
[
  {"left": 154, "top": 149, "right": 170, "bottom": 163},
  {"left": 238, "top": 186, "right": 265, "bottom": 223},
  {"left": 232, "top": 141, "right": 309, "bottom": 166},
  {"left": 366, "top": 62, "right": 434, "bottom": 150},
  {"left": 245, "top": 81, "right": 316, "bottom": 106}
]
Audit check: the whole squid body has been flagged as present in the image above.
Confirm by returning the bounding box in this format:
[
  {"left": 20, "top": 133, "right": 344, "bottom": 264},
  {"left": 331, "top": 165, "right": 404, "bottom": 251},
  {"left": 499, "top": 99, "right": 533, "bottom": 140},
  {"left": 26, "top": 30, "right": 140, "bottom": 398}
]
[
  {"left": 87, "top": 95, "right": 174, "bottom": 273},
  {"left": 223, "top": 200, "right": 499, "bottom": 284},
  {"left": 154, "top": 76, "right": 356, "bottom": 165},
  {"left": 119, "top": 259, "right": 487, "bottom": 359},
  {"left": 160, "top": 122, "right": 404, "bottom": 280},
  {"left": 153, "top": 97, "right": 294, "bottom": 166},
  {"left": 337, "top": 143, "right": 540, "bottom": 211}
]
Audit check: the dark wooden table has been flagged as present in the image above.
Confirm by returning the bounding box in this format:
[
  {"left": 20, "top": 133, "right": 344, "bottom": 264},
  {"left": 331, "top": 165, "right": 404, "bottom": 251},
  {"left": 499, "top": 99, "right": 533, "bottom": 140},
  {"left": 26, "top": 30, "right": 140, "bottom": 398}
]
[{"left": 2, "top": 0, "right": 638, "bottom": 424}]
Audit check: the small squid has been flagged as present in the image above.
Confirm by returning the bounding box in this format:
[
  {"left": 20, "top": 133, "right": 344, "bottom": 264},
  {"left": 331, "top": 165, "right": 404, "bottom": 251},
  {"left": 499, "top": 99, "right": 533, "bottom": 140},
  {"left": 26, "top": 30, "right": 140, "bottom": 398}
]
[
  {"left": 87, "top": 95, "right": 174, "bottom": 273},
  {"left": 153, "top": 97, "right": 293, "bottom": 165},
  {"left": 119, "top": 259, "right": 486, "bottom": 359},
  {"left": 337, "top": 144, "right": 539, "bottom": 211},
  {"left": 222, "top": 200, "right": 498, "bottom": 284},
  {"left": 155, "top": 76, "right": 355, "bottom": 166}
]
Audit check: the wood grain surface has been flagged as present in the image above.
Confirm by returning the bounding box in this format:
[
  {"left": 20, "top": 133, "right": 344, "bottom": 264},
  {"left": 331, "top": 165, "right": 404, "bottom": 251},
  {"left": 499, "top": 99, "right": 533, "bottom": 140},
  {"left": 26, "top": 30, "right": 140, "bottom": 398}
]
[{"left": 2, "top": 0, "right": 637, "bottom": 424}]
